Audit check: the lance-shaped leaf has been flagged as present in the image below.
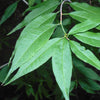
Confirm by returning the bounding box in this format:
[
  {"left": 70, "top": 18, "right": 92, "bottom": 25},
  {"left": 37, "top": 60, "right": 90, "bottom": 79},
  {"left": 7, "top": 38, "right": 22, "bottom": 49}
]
[
  {"left": 0, "top": 1, "right": 18, "bottom": 25},
  {"left": 79, "top": 78, "right": 100, "bottom": 94},
  {"left": 12, "top": 24, "right": 56, "bottom": 69},
  {"left": 69, "top": 2, "right": 100, "bottom": 30},
  {"left": 52, "top": 38, "right": 73, "bottom": 100},
  {"left": 0, "top": 64, "right": 9, "bottom": 83},
  {"left": 68, "top": 20, "right": 99, "bottom": 35},
  {"left": 74, "top": 32, "right": 100, "bottom": 47},
  {"left": 69, "top": 10, "right": 100, "bottom": 24},
  {"left": 70, "top": 40, "right": 100, "bottom": 70},
  {"left": 8, "top": 0, "right": 59, "bottom": 35},
  {"left": 70, "top": 2, "right": 100, "bottom": 14},
  {"left": 69, "top": 11, "right": 93, "bottom": 22},
  {"left": 69, "top": 11, "right": 100, "bottom": 30},
  {"left": 3, "top": 13, "right": 57, "bottom": 82},
  {"left": 73, "top": 58, "right": 100, "bottom": 81},
  {"left": 5, "top": 38, "right": 61, "bottom": 85}
]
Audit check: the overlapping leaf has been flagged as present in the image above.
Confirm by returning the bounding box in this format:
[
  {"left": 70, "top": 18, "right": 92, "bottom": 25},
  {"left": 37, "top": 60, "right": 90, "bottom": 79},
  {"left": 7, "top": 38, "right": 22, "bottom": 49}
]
[
  {"left": 69, "top": 11, "right": 100, "bottom": 30},
  {"left": 3, "top": 2, "right": 100, "bottom": 100},
  {"left": 0, "top": 64, "right": 9, "bottom": 83},
  {"left": 73, "top": 58, "right": 100, "bottom": 81},
  {"left": 73, "top": 57, "right": 100, "bottom": 94},
  {"left": 8, "top": 0, "right": 59, "bottom": 35},
  {"left": 69, "top": 11, "right": 93, "bottom": 22},
  {"left": 52, "top": 38, "right": 73, "bottom": 100},
  {"left": 70, "top": 2, "right": 100, "bottom": 14},
  {"left": 74, "top": 32, "right": 100, "bottom": 47},
  {"left": 70, "top": 40, "right": 100, "bottom": 70},
  {"left": 5, "top": 38, "right": 61, "bottom": 84},
  {"left": 4, "top": 13, "right": 57, "bottom": 82},
  {"left": 68, "top": 20, "right": 99, "bottom": 35},
  {"left": 68, "top": 2, "right": 100, "bottom": 35},
  {"left": 79, "top": 78, "right": 100, "bottom": 94},
  {"left": 5, "top": 38, "right": 73, "bottom": 100}
]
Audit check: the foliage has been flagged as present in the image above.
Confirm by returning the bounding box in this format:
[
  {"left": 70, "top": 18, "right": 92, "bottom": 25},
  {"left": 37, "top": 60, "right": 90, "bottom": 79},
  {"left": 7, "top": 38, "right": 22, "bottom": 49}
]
[
  {"left": 0, "top": 1, "right": 18, "bottom": 25},
  {"left": 0, "top": 0, "right": 100, "bottom": 100}
]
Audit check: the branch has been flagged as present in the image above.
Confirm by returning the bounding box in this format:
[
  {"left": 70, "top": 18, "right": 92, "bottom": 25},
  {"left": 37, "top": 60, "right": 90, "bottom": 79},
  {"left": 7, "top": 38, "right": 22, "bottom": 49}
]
[
  {"left": 0, "top": 63, "right": 8, "bottom": 69},
  {"left": 60, "top": 0, "right": 72, "bottom": 24},
  {"left": 60, "top": 0, "right": 72, "bottom": 36},
  {"left": 22, "top": 0, "right": 28, "bottom": 5}
]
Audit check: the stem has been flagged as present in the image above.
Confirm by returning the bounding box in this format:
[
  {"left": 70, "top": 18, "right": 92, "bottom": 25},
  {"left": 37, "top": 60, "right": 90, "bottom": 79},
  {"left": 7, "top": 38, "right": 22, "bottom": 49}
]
[
  {"left": 60, "top": 0, "right": 72, "bottom": 36},
  {"left": 22, "top": 0, "right": 28, "bottom": 5},
  {"left": 0, "top": 63, "right": 8, "bottom": 69},
  {"left": 61, "top": 24, "right": 66, "bottom": 34},
  {"left": 60, "top": 0, "right": 65, "bottom": 24},
  {"left": 60, "top": 0, "right": 72, "bottom": 24}
]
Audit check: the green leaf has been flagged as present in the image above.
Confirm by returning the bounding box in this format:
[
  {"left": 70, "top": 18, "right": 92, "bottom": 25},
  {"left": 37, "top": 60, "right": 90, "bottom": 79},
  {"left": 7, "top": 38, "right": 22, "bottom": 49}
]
[
  {"left": 0, "top": 1, "right": 18, "bottom": 25},
  {"left": 74, "top": 58, "right": 100, "bottom": 94},
  {"left": 26, "top": 84, "right": 35, "bottom": 96},
  {"left": 22, "top": 1, "right": 44, "bottom": 16},
  {"left": 69, "top": 11, "right": 100, "bottom": 31},
  {"left": 52, "top": 38, "right": 73, "bottom": 100},
  {"left": 96, "top": 25, "right": 100, "bottom": 30},
  {"left": 73, "top": 58, "right": 100, "bottom": 81},
  {"left": 5, "top": 38, "right": 61, "bottom": 84},
  {"left": 28, "top": 0, "right": 35, "bottom": 6},
  {"left": 62, "top": 18, "right": 71, "bottom": 26},
  {"left": 35, "top": 0, "right": 41, "bottom": 4},
  {"left": 69, "top": 2, "right": 100, "bottom": 31},
  {"left": 70, "top": 81, "right": 76, "bottom": 92},
  {"left": 0, "top": 64, "right": 9, "bottom": 82},
  {"left": 52, "top": 26, "right": 64, "bottom": 38},
  {"left": 3, "top": 13, "right": 57, "bottom": 83},
  {"left": 79, "top": 78, "right": 100, "bottom": 94},
  {"left": 74, "top": 32, "right": 100, "bottom": 47},
  {"left": 70, "top": 40, "right": 100, "bottom": 70},
  {"left": 70, "top": 2, "right": 100, "bottom": 14},
  {"left": 69, "top": 11, "right": 100, "bottom": 23},
  {"left": 69, "top": 11, "right": 92, "bottom": 22},
  {"left": 76, "top": 65, "right": 100, "bottom": 81},
  {"left": 8, "top": 0, "right": 59, "bottom": 35},
  {"left": 68, "top": 20, "right": 99, "bottom": 35}
]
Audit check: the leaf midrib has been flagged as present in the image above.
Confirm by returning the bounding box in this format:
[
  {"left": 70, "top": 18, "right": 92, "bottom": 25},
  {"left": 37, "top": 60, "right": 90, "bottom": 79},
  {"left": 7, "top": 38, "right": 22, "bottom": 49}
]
[
  {"left": 71, "top": 42, "right": 99, "bottom": 68},
  {"left": 13, "top": 25, "right": 56, "bottom": 67},
  {"left": 25, "top": 1, "right": 59, "bottom": 21},
  {"left": 19, "top": 39, "right": 62, "bottom": 73},
  {"left": 75, "top": 34, "right": 100, "bottom": 40},
  {"left": 72, "top": 3, "right": 99, "bottom": 15},
  {"left": 62, "top": 40, "right": 67, "bottom": 92}
]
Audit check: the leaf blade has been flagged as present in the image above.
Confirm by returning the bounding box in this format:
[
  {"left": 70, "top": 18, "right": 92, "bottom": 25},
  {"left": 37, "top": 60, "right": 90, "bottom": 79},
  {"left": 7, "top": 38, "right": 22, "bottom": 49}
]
[
  {"left": 5, "top": 38, "right": 61, "bottom": 84},
  {"left": 8, "top": 0, "right": 59, "bottom": 35},
  {"left": 74, "top": 32, "right": 100, "bottom": 47},
  {"left": 73, "top": 58, "right": 100, "bottom": 81},
  {"left": 0, "top": 1, "right": 18, "bottom": 25},
  {"left": 3, "top": 13, "right": 57, "bottom": 83},
  {"left": 69, "top": 2, "right": 100, "bottom": 31},
  {"left": 79, "top": 79, "right": 100, "bottom": 94},
  {"left": 68, "top": 20, "right": 99, "bottom": 35},
  {"left": 52, "top": 38, "right": 73, "bottom": 100},
  {"left": 70, "top": 2, "right": 100, "bottom": 14},
  {"left": 70, "top": 40, "right": 100, "bottom": 70}
]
